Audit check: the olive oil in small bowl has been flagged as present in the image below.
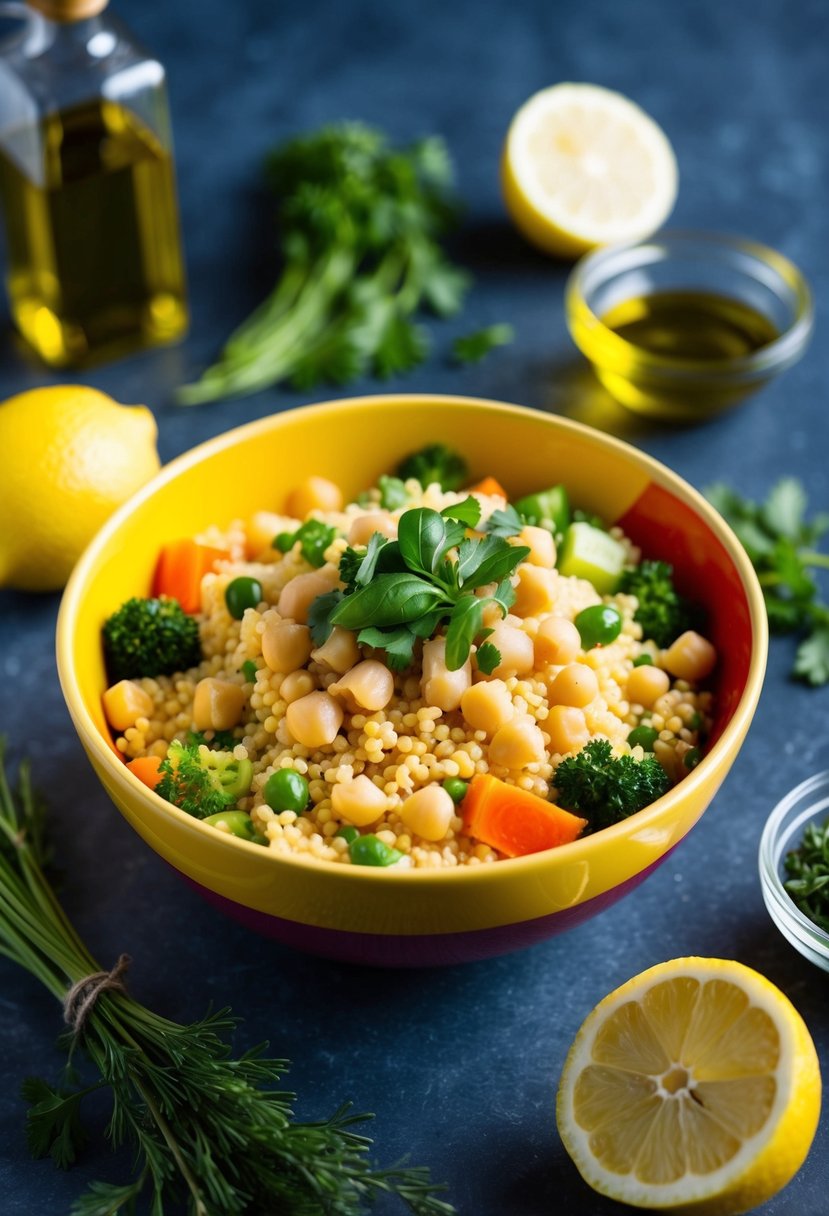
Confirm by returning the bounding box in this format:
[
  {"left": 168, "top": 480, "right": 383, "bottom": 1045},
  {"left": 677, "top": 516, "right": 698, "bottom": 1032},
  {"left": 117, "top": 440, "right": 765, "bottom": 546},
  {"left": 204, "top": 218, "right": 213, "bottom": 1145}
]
[{"left": 566, "top": 232, "right": 813, "bottom": 422}]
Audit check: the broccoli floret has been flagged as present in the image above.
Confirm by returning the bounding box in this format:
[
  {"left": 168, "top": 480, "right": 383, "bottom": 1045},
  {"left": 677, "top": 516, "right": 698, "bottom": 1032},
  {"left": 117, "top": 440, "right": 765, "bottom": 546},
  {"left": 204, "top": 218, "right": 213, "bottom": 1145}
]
[
  {"left": 102, "top": 596, "right": 201, "bottom": 682},
  {"left": 553, "top": 739, "right": 671, "bottom": 832},
  {"left": 156, "top": 739, "right": 253, "bottom": 819},
  {"left": 619, "top": 560, "right": 699, "bottom": 649},
  {"left": 394, "top": 443, "right": 468, "bottom": 491}
]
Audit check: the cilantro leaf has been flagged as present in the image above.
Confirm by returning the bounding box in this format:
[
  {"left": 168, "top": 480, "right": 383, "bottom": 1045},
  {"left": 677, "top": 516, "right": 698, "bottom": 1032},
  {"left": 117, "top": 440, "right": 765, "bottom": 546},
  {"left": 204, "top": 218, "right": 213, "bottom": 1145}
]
[
  {"left": 794, "top": 619, "right": 829, "bottom": 686},
  {"left": 452, "top": 323, "right": 514, "bottom": 365},
  {"left": 485, "top": 505, "right": 524, "bottom": 538},
  {"left": 307, "top": 589, "right": 344, "bottom": 645},
  {"left": 22, "top": 1077, "right": 89, "bottom": 1168},
  {"left": 475, "top": 642, "right": 501, "bottom": 675}
]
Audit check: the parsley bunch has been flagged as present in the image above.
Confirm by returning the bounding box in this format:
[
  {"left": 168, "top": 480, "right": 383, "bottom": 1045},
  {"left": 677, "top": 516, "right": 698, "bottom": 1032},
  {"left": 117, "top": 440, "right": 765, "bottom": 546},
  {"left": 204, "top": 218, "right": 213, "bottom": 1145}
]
[
  {"left": 177, "top": 123, "right": 470, "bottom": 404},
  {"left": 707, "top": 478, "right": 829, "bottom": 685},
  {"left": 0, "top": 741, "right": 454, "bottom": 1216},
  {"left": 309, "top": 499, "right": 529, "bottom": 673}
]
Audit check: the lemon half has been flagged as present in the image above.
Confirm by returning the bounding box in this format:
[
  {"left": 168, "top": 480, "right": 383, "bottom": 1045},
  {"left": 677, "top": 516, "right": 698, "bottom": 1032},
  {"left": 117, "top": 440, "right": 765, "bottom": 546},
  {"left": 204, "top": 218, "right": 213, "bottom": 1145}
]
[
  {"left": 556, "top": 957, "right": 821, "bottom": 1214},
  {"left": 502, "top": 82, "right": 678, "bottom": 257}
]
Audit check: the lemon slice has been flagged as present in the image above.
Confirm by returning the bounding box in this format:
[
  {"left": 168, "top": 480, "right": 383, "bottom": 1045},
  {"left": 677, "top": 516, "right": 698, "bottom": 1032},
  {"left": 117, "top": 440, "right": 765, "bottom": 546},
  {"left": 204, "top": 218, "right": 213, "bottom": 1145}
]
[
  {"left": 502, "top": 83, "right": 678, "bottom": 257},
  {"left": 556, "top": 957, "right": 821, "bottom": 1214}
]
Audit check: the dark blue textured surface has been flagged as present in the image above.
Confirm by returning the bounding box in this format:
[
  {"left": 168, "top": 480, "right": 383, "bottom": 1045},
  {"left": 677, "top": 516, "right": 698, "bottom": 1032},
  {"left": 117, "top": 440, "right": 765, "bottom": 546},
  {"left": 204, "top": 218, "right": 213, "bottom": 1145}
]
[{"left": 1, "top": 1, "right": 828, "bottom": 1212}]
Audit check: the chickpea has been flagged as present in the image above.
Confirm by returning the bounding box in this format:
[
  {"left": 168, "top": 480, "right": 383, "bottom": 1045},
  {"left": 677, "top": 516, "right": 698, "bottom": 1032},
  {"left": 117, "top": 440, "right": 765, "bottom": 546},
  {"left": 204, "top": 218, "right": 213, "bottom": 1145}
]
[
  {"left": 102, "top": 680, "right": 154, "bottom": 732},
  {"left": 489, "top": 717, "right": 546, "bottom": 768},
  {"left": 285, "top": 690, "right": 343, "bottom": 748},
  {"left": 663, "top": 631, "right": 718, "bottom": 683},
  {"left": 280, "top": 670, "right": 317, "bottom": 704},
  {"left": 485, "top": 621, "right": 535, "bottom": 679},
  {"left": 262, "top": 619, "right": 313, "bottom": 673},
  {"left": 548, "top": 663, "right": 599, "bottom": 709},
  {"left": 516, "top": 525, "right": 556, "bottom": 568},
  {"left": 546, "top": 705, "right": 590, "bottom": 755},
  {"left": 193, "top": 678, "right": 245, "bottom": 732},
  {"left": 285, "top": 476, "right": 343, "bottom": 517},
  {"left": 329, "top": 659, "right": 395, "bottom": 711},
  {"left": 534, "top": 616, "right": 581, "bottom": 666},
  {"left": 276, "top": 564, "right": 340, "bottom": 624},
  {"left": 460, "top": 679, "right": 514, "bottom": 735},
  {"left": 626, "top": 664, "right": 671, "bottom": 708},
  {"left": 512, "top": 564, "right": 558, "bottom": 618},
  {"left": 331, "top": 775, "right": 387, "bottom": 827},
  {"left": 346, "top": 512, "right": 398, "bottom": 546},
  {"left": 422, "top": 637, "right": 471, "bottom": 711},
  {"left": 311, "top": 626, "right": 360, "bottom": 674},
  {"left": 399, "top": 785, "right": 455, "bottom": 842}
]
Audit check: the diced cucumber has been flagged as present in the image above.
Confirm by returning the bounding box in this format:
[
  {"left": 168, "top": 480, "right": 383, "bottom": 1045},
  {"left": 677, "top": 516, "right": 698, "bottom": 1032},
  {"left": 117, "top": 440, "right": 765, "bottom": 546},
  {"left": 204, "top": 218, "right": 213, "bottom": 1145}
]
[
  {"left": 558, "top": 522, "right": 626, "bottom": 594},
  {"left": 514, "top": 484, "right": 570, "bottom": 537}
]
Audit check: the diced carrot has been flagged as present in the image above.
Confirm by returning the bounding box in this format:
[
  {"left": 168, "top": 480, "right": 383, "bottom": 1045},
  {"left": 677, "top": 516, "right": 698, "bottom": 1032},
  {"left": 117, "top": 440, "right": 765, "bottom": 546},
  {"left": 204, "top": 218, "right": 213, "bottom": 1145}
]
[
  {"left": 463, "top": 772, "right": 586, "bottom": 857},
  {"left": 152, "top": 539, "right": 231, "bottom": 613},
  {"left": 468, "top": 476, "right": 508, "bottom": 499},
  {"left": 126, "top": 755, "right": 164, "bottom": 791}
]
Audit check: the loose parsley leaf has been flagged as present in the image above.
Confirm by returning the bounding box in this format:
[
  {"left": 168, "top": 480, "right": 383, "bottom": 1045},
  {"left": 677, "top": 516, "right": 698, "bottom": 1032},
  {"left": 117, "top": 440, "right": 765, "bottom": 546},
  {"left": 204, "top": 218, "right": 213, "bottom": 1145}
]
[
  {"left": 784, "top": 815, "right": 829, "bottom": 932},
  {"left": 475, "top": 642, "right": 501, "bottom": 676},
  {"left": 308, "top": 589, "right": 344, "bottom": 645},
  {"left": 441, "top": 496, "right": 482, "bottom": 528},
  {"left": 706, "top": 478, "right": 829, "bottom": 685},
  {"left": 378, "top": 474, "right": 408, "bottom": 509},
  {"left": 452, "top": 322, "right": 514, "bottom": 365},
  {"left": 485, "top": 504, "right": 524, "bottom": 539}
]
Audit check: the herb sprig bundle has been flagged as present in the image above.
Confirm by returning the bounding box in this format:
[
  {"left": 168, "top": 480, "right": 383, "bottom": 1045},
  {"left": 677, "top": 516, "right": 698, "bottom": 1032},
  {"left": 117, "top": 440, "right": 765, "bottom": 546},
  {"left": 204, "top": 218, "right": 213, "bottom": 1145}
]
[
  {"left": 0, "top": 742, "right": 454, "bottom": 1215},
  {"left": 310, "top": 499, "right": 529, "bottom": 674},
  {"left": 177, "top": 124, "right": 472, "bottom": 404},
  {"left": 707, "top": 478, "right": 829, "bottom": 685}
]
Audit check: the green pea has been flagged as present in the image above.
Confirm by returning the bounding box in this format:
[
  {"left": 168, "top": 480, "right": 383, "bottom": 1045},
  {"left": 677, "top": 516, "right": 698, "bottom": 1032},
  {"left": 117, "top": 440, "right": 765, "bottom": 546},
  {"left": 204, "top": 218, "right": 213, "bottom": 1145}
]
[
  {"left": 335, "top": 824, "right": 359, "bottom": 844},
  {"left": 349, "top": 834, "right": 402, "bottom": 867},
  {"left": 202, "top": 810, "right": 266, "bottom": 845},
  {"left": 273, "top": 531, "right": 296, "bottom": 553},
  {"left": 264, "top": 768, "right": 309, "bottom": 813},
  {"left": 442, "top": 778, "right": 469, "bottom": 805},
  {"left": 225, "top": 576, "right": 263, "bottom": 620},
  {"left": 684, "top": 747, "right": 701, "bottom": 770},
  {"left": 574, "top": 603, "right": 623, "bottom": 649},
  {"left": 632, "top": 653, "right": 654, "bottom": 667},
  {"left": 628, "top": 725, "right": 659, "bottom": 752}
]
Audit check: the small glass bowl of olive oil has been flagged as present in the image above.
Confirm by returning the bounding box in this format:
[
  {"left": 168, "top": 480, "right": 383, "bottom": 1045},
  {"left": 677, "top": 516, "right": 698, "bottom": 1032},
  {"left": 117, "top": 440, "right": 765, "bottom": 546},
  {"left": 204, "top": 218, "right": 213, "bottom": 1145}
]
[{"left": 565, "top": 231, "right": 813, "bottom": 422}]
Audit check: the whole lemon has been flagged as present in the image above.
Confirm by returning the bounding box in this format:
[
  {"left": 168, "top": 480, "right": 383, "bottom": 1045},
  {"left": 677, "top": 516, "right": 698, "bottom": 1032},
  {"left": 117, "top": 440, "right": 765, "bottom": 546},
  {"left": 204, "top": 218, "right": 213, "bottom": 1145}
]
[{"left": 0, "top": 385, "right": 161, "bottom": 592}]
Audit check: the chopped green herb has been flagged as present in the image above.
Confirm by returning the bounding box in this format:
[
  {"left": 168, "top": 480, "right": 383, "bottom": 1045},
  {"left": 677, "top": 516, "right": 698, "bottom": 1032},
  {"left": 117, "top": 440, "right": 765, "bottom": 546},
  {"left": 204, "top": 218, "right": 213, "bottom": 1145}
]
[
  {"left": 274, "top": 519, "right": 338, "bottom": 568},
  {"left": 784, "top": 817, "right": 829, "bottom": 933},
  {"left": 241, "top": 659, "right": 258, "bottom": 684},
  {"left": 452, "top": 323, "right": 514, "bottom": 364},
  {"left": 707, "top": 477, "right": 829, "bottom": 685},
  {"left": 475, "top": 641, "right": 501, "bottom": 675}
]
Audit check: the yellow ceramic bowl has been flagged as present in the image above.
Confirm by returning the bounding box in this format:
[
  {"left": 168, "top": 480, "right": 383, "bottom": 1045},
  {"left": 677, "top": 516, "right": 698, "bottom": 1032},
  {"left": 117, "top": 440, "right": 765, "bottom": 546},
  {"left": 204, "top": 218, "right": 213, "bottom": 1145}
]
[{"left": 57, "top": 395, "right": 767, "bottom": 965}]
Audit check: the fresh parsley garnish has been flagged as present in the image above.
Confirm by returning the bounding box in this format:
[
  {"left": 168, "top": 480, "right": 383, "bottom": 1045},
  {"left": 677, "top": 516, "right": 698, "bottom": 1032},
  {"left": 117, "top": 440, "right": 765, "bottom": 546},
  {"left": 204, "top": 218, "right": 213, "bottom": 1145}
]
[
  {"left": 394, "top": 443, "right": 469, "bottom": 492},
  {"left": 707, "top": 478, "right": 829, "bottom": 685},
  {"left": 273, "top": 519, "right": 338, "bottom": 568},
  {"left": 177, "top": 124, "right": 471, "bottom": 404},
  {"left": 452, "top": 323, "right": 514, "bottom": 365},
  {"left": 312, "top": 505, "right": 528, "bottom": 671},
  {"left": 553, "top": 739, "right": 671, "bottom": 831}
]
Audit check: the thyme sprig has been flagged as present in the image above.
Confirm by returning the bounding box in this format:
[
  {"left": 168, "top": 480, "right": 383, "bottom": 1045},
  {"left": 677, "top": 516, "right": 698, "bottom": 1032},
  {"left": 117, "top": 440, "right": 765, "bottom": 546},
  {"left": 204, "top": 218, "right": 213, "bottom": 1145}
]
[{"left": 0, "top": 740, "right": 455, "bottom": 1216}]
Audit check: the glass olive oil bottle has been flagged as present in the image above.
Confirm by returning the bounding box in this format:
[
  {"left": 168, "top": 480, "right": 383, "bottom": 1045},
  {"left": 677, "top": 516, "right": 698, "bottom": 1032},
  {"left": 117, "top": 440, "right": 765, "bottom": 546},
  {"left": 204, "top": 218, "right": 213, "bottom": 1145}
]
[{"left": 0, "top": 0, "right": 187, "bottom": 366}]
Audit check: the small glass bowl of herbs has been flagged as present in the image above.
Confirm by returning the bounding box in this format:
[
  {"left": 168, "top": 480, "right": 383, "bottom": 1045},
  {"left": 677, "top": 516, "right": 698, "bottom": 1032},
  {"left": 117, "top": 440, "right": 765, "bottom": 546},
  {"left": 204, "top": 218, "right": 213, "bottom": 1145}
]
[{"left": 759, "top": 771, "right": 829, "bottom": 972}]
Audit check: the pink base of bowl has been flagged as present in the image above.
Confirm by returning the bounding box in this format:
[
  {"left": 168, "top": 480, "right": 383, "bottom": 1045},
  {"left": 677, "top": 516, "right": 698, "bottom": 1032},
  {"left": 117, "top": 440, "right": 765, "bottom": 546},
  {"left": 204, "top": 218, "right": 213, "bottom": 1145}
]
[{"left": 181, "top": 848, "right": 676, "bottom": 967}]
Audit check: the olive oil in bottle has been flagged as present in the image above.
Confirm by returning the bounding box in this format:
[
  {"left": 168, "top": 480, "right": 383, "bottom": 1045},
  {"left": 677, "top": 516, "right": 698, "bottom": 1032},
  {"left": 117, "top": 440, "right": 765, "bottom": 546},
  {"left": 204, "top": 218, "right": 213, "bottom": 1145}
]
[{"left": 0, "top": 0, "right": 187, "bottom": 366}]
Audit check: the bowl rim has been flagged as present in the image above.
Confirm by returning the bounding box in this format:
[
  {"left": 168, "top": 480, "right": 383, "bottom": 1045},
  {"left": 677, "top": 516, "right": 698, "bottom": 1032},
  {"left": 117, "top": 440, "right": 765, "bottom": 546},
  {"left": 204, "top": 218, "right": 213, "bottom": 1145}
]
[
  {"left": 758, "top": 769, "right": 829, "bottom": 954},
  {"left": 565, "top": 228, "right": 814, "bottom": 381},
  {"left": 57, "top": 392, "right": 769, "bottom": 885}
]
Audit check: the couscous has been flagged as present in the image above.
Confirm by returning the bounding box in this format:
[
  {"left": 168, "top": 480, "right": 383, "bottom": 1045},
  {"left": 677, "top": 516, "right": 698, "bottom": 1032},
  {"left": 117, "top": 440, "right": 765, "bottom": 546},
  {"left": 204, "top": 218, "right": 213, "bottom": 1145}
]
[{"left": 102, "top": 446, "right": 716, "bottom": 869}]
